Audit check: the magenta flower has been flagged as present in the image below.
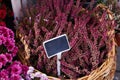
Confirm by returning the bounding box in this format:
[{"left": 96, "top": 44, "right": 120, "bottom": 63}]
[
  {"left": 4, "top": 38, "right": 11, "bottom": 46},
  {"left": 8, "top": 29, "right": 14, "bottom": 39},
  {"left": 22, "top": 65, "right": 29, "bottom": 75},
  {"left": 0, "top": 39, "right": 2, "bottom": 45},
  {"left": 12, "top": 46, "right": 18, "bottom": 57},
  {"left": 0, "top": 27, "right": 7, "bottom": 35},
  {"left": 0, "top": 26, "right": 28, "bottom": 80},
  {"left": 0, "top": 69, "right": 9, "bottom": 80},
  {"left": 12, "top": 61, "right": 22, "bottom": 65},
  {"left": 0, "top": 27, "right": 14, "bottom": 39},
  {"left": 0, "top": 35, "right": 6, "bottom": 44},
  {"left": 0, "top": 54, "right": 8, "bottom": 65},
  {"left": 10, "top": 64, "right": 22, "bottom": 75},
  {"left": 7, "top": 43, "right": 15, "bottom": 52},
  {"left": 0, "top": 62, "right": 3, "bottom": 69},
  {"left": 5, "top": 53, "right": 12, "bottom": 62},
  {"left": 3, "top": 31, "right": 9, "bottom": 38},
  {"left": 10, "top": 74, "right": 21, "bottom": 80}
]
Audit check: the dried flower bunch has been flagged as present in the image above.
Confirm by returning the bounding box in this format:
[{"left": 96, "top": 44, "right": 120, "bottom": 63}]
[
  {"left": 0, "top": 26, "right": 28, "bottom": 80},
  {"left": 17, "top": 0, "right": 115, "bottom": 79}
]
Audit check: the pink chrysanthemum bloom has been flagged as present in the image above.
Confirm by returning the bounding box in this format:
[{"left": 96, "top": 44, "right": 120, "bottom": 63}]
[
  {"left": 5, "top": 53, "right": 12, "bottom": 62},
  {"left": 10, "top": 74, "right": 21, "bottom": 80},
  {"left": 0, "top": 54, "right": 8, "bottom": 65},
  {"left": 0, "top": 69, "right": 9, "bottom": 80},
  {"left": 0, "top": 35, "right": 6, "bottom": 44},
  {"left": 10, "top": 64, "right": 22, "bottom": 75},
  {"left": 12, "top": 46, "right": 18, "bottom": 57}
]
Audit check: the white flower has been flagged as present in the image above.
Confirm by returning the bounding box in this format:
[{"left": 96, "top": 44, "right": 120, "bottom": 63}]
[
  {"left": 30, "top": 73, "right": 35, "bottom": 79},
  {"left": 27, "top": 66, "right": 34, "bottom": 75},
  {"left": 40, "top": 74, "right": 48, "bottom": 80},
  {"left": 34, "top": 72, "right": 41, "bottom": 78},
  {"left": 29, "top": 66, "right": 34, "bottom": 71}
]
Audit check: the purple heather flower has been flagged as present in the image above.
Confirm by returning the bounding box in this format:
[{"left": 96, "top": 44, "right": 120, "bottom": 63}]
[
  {"left": 5, "top": 53, "right": 13, "bottom": 62},
  {"left": 0, "top": 54, "right": 8, "bottom": 66},
  {"left": 10, "top": 64, "right": 22, "bottom": 75},
  {"left": 10, "top": 74, "right": 21, "bottom": 80},
  {"left": 0, "top": 69, "right": 9, "bottom": 80}
]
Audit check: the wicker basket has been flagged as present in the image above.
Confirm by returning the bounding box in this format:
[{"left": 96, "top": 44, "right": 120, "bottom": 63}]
[
  {"left": 17, "top": 32, "right": 116, "bottom": 80},
  {"left": 16, "top": 4, "right": 116, "bottom": 80}
]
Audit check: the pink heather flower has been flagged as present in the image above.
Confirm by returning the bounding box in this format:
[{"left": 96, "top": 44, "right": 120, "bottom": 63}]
[
  {"left": 5, "top": 53, "right": 13, "bottom": 62},
  {"left": 10, "top": 64, "right": 22, "bottom": 75},
  {"left": 0, "top": 70, "right": 9, "bottom": 80},
  {"left": 0, "top": 54, "right": 8, "bottom": 65},
  {"left": 0, "top": 62, "right": 3, "bottom": 69},
  {"left": 10, "top": 74, "right": 21, "bottom": 80}
]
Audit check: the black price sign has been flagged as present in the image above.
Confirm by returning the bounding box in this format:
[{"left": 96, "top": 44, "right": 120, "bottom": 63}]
[{"left": 43, "top": 34, "right": 70, "bottom": 58}]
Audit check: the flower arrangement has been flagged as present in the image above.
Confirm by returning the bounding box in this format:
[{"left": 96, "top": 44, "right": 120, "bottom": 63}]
[
  {"left": 17, "top": 0, "right": 115, "bottom": 79},
  {"left": 0, "top": 26, "right": 28, "bottom": 80}
]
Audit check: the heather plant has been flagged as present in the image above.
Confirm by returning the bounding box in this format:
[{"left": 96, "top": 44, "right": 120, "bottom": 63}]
[
  {"left": 0, "top": 26, "right": 28, "bottom": 80},
  {"left": 17, "top": 0, "right": 115, "bottom": 79}
]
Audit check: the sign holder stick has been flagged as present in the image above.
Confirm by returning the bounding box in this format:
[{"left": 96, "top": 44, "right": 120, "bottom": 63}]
[{"left": 57, "top": 52, "right": 62, "bottom": 76}]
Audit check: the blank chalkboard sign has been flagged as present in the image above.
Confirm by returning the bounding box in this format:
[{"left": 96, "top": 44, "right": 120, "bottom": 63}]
[{"left": 43, "top": 34, "right": 70, "bottom": 58}]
